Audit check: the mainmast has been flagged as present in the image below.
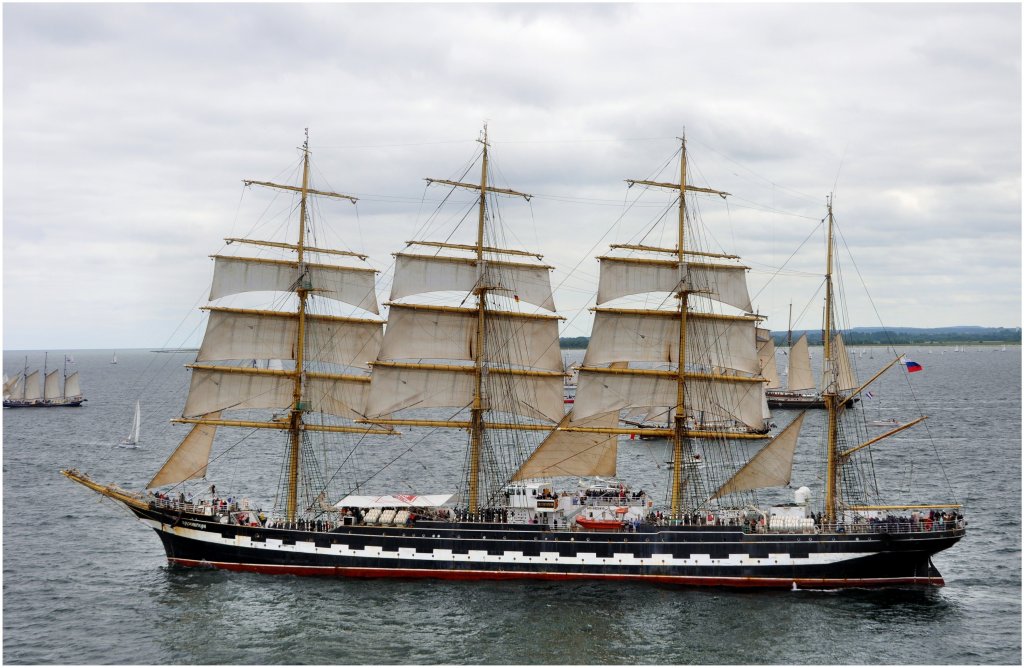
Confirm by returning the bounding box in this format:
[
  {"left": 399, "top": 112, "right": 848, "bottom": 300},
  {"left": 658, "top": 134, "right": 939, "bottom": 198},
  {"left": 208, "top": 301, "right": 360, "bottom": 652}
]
[
  {"left": 425, "top": 125, "right": 532, "bottom": 513},
  {"left": 360, "top": 125, "right": 560, "bottom": 514},
  {"left": 625, "top": 136, "right": 731, "bottom": 519}
]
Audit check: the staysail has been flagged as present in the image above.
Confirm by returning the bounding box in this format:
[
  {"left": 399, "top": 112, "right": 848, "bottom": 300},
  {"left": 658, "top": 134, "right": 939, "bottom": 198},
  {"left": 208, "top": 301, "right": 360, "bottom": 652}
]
[
  {"left": 710, "top": 412, "right": 807, "bottom": 499},
  {"left": 148, "top": 412, "right": 221, "bottom": 488}
]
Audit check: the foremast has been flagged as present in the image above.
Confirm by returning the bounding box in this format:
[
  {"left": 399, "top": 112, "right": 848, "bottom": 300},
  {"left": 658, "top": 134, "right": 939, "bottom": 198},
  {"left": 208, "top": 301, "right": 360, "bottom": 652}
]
[{"left": 164, "top": 132, "right": 389, "bottom": 522}]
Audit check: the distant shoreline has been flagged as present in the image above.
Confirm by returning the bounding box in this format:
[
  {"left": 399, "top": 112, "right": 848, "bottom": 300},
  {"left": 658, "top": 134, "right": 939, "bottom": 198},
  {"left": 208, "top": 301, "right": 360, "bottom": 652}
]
[{"left": 560, "top": 327, "right": 1022, "bottom": 349}]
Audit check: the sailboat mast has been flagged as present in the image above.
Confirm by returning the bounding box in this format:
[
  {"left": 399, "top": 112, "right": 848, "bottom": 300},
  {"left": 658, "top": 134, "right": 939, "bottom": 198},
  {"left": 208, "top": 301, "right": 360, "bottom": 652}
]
[
  {"left": 21, "top": 356, "right": 28, "bottom": 401},
  {"left": 787, "top": 302, "right": 793, "bottom": 349},
  {"left": 823, "top": 195, "right": 839, "bottom": 522},
  {"left": 468, "top": 126, "right": 491, "bottom": 513},
  {"left": 286, "top": 131, "right": 313, "bottom": 521},
  {"left": 671, "top": 137, "right": 690, "bottom": 519}
]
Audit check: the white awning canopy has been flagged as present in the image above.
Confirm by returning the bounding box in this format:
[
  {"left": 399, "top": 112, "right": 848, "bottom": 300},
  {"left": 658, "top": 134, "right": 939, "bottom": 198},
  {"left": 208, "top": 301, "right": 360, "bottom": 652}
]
[{"left": 334, "top": 494, "right": 453, "bottom": 509}]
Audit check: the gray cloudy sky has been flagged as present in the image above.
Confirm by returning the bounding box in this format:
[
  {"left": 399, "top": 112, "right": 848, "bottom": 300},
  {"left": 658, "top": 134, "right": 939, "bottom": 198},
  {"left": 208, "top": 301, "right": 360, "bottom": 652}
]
[{"left": 4, "top": 2, "right": 1021, "bottom": 351}]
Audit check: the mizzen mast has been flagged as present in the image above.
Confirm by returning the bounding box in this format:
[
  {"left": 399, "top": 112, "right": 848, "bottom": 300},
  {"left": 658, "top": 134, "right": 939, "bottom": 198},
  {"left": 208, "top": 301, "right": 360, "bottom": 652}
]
[{"left": 823, "top": 195, "right": 840, "bottom": 523}]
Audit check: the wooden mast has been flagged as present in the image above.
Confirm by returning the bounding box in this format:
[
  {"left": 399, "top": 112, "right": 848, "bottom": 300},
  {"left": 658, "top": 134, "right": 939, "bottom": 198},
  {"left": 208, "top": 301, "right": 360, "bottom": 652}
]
[
  {"left": 424, "top": 124, "right": 531, "bottom": 513},
  {"left": 823, "top": 195, "right": 839, "bottom": 523},
  {"left": 787, "top": 302, "right": 793, "bottom": 350},
  {"left": 672, "top": 136, "right": 690, "bottom": 520},
  {"left": 284, "top": 133, "right": 313, "bottom": 521},
  {"left": 468, "top": 125, "right": 490, "bottom": 514},
  {"left": 626, "top": 135, "right": 732, "bottom": 519},
  {"left": 227, "top": 130, "right": 366, "bottom": 521}
]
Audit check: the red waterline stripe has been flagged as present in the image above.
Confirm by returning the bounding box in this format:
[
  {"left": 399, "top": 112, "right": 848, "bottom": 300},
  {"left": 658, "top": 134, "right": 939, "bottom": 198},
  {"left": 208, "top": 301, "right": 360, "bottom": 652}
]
[{"left": 167, "top": 558, "right": 944, "bottom": 588}]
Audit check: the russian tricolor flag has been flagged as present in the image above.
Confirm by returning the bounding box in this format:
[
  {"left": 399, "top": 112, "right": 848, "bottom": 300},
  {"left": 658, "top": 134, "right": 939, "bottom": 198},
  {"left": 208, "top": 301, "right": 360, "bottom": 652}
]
[{"left": 904, "top": 359, "right": 924, "bottom": 373}]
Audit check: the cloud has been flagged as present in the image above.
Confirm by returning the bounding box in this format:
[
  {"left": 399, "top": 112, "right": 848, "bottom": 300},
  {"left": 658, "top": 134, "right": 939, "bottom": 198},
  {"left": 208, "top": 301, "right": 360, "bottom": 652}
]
[{"left": 3, "top": 3, "right": 1020, "bottom": 350}]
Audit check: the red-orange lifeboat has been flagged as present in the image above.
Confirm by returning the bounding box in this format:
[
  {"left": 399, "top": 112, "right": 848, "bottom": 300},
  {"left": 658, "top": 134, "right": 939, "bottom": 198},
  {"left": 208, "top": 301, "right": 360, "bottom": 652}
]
[{"left": 575, "top": 516, "right": 625, "bottom": 531}]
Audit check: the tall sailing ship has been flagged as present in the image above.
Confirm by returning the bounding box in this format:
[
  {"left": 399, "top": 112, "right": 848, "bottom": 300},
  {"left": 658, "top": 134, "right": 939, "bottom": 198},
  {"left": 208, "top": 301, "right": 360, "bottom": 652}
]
[
  {"left": 63, "top": 131, "right": 965, "bottom": 587},
  {"left": 765, "top": 332, "right": 838, "bottom": 408},
  {"left": 4, "top": 354, "right": 85, "bottom": 408}
]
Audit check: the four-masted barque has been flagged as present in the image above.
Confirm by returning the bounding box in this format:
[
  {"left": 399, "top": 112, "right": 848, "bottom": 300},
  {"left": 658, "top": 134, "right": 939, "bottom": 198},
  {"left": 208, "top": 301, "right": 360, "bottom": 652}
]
[{"left": 63, "top": 130, "right": 965, "bottom": 588}]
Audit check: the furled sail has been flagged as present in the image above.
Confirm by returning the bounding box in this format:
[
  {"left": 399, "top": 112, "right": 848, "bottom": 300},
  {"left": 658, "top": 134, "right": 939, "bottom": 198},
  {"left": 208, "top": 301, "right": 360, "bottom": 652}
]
[
  {"left": 710, "top": 412, "right": 807, "bottom": 500},
  {"left": 43, "top": 370, "right": 61, "bottom": 400},
  {"left": 787, "top": 334, "right": 815, "bottom": 391},
  {"left": 147, "top": 412, "right": 222, "bottom": 489}
]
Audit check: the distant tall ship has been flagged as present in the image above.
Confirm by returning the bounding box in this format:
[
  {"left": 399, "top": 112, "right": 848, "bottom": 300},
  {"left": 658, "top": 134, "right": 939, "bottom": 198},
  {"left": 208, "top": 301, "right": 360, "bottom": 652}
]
[
  {"left": 63, "top": 131, "right": 964, "bottom": 588},
  {"left": 4, "top": 354, "right": 85, "bottom": 408}
]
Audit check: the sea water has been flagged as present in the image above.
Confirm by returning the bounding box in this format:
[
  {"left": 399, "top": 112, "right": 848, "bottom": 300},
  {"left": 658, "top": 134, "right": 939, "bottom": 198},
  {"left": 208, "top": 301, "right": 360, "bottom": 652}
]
[{"left": 3, "top": 347, "right": 1020, "bottom": 664}]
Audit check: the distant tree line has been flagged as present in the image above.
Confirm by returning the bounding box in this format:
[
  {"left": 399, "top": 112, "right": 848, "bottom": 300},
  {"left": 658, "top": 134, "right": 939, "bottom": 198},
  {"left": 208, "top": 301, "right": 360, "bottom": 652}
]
[
  {"left": 771, "top": 327, "right": 1022, "bottom": 346},
  {"left": 560, "top": 327, "right": 1021, "bottom": 349}
]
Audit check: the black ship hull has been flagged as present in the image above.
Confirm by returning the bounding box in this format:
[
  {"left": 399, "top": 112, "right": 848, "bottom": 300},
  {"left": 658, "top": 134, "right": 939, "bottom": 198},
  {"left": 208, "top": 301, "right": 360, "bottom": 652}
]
[
  {"left": 766, "top": 392, "right": 860, "bottom": 410},
  {"left": 130, "top": 504, "right": 961, "bottom": 588},
  {"left": 766, "top": 391, "right": 825, "bottom": 409},
  {"left": 4, "top": 398, "right": 85, "bottom": 408}
]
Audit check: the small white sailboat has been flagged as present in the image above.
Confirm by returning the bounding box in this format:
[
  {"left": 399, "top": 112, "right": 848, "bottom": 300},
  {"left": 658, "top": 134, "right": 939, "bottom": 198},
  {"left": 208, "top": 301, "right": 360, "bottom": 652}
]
[
  {"left": 119, "top": 401, "right": 141, "bottom": 448},
  {"left": 111, "top": 352, "right": 118, "bottom": 365}
]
